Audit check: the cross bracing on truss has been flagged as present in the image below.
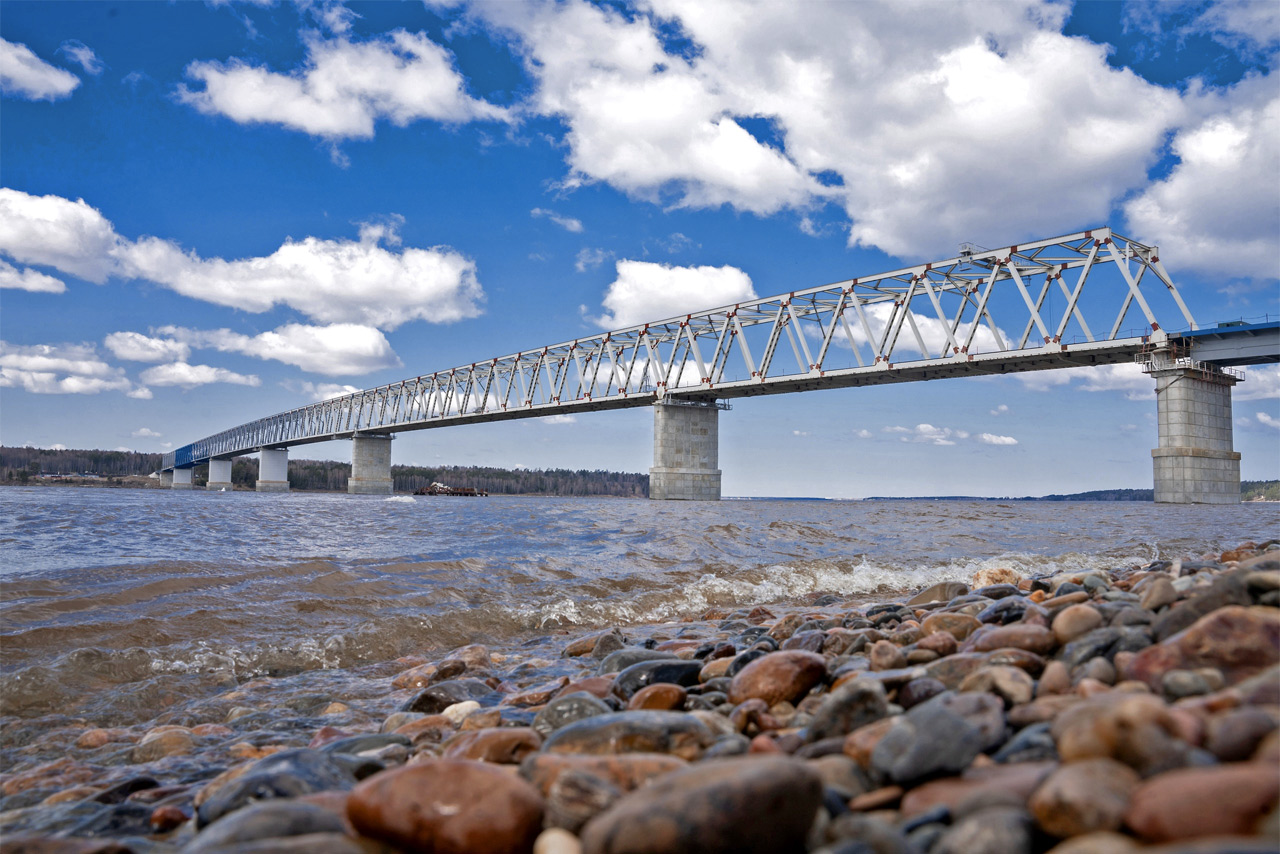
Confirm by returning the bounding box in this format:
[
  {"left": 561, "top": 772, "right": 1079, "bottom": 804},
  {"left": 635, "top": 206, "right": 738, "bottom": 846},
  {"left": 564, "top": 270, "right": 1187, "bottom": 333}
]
[{"left": 165, "top": 227, "right": 1197, "bottom": 469}]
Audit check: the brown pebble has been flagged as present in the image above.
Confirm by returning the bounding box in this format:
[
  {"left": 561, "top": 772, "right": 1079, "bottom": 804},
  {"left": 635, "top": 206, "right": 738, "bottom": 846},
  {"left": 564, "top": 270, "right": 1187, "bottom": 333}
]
[
  {"left": 727, "top": 650, "right": 827, "bottom": 707},
  {"left": 1028, "top": 758, "right": 1139, "bottom": 837},
  {"left": 347, "top": 758, "right": 544, "bottom": 854},
  {"left": 1122, "top": 606, "right": 1280, "bottom": 690},
  {"left": 442, "top": 727, "right": 543, "bottom": 763},
  {"left": 1052, "top": 604, "right": 1103, "bottom": 645},
  {"left": 1125, "top": 762, "right": 1280, "bottom": 842},
  {"left": 849, "top": 785, "right": 904, "bottom": 812},
  {"left": 627, "top": 683, "right": 686, "bottom": 711},
  {"left": 920, "top": 613, "right": 982, "bottom": 641}
]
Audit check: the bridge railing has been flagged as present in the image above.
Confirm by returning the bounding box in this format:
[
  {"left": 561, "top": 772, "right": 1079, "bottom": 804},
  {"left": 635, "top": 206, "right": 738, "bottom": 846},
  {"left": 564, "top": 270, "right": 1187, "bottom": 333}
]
[{"left": 163, "top": 226, "right": 1198, "bottom": 470}]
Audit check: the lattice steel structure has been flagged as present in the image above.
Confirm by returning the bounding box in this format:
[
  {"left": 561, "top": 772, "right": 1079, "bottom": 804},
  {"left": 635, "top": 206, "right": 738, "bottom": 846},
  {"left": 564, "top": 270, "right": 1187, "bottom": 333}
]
[{"left": 164, "top": 227, "right": 1196, "bottom": 469}]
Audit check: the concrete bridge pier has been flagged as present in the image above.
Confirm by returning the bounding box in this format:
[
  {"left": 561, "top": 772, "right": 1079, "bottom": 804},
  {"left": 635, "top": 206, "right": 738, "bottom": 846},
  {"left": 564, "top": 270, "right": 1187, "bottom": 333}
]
[
  {"left": 257, "top": 448, "right": 290, "bottom": 493},
  {"left": 349, "top": 434, "right": 394, "bottom": 495},
  {"left": 1148, "top": 357, "right": 1241, "bottom": 504},
  {"left": 171, "top": 468, "right": 193, "bottom": 490},
  {"left": 650, "top": 399, "right": 723, "bottom": 501},
  {"left": 160, "top": 470, "right": 174, "bottom": 488},
  {"left": 207, "top": 458, "right": 233, "bottom": 491}
]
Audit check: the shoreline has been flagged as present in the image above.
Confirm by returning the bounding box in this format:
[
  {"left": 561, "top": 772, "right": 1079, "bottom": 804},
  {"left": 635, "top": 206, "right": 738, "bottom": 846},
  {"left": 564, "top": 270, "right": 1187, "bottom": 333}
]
[{"left": 2, "top": 541, "right": 1277, "bottom": 852}]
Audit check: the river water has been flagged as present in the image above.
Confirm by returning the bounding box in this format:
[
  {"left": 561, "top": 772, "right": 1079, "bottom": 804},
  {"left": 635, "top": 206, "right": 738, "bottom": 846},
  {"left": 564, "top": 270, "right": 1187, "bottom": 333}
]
[{"left": 1, "top": 487, "right": 1276, "bottom": 732}]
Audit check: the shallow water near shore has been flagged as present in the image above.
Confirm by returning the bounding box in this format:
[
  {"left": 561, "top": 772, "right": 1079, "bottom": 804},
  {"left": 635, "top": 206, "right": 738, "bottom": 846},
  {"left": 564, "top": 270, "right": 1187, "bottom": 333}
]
[{"left": 1, "top": 487, "right": 1276, "bottom": 734}]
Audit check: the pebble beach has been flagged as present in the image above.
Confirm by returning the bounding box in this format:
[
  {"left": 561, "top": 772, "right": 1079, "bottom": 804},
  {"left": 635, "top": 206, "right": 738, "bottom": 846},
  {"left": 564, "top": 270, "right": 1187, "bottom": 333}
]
[{"left": 2, "top": 540, "right": 1278, "bottom": 854}]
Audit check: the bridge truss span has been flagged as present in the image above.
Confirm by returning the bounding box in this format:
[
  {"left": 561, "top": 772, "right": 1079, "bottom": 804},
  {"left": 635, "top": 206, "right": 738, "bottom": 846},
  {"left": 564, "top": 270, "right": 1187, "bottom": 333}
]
[{"left": 165, "top": 227, "right": 1198, "bottom": 470}]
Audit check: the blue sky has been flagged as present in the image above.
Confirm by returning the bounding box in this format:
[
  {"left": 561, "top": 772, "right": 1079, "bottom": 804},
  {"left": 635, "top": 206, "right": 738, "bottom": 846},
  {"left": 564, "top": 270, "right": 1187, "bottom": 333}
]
[{"left": 1, "top": 0, "right": 1277, "bottom": 498}]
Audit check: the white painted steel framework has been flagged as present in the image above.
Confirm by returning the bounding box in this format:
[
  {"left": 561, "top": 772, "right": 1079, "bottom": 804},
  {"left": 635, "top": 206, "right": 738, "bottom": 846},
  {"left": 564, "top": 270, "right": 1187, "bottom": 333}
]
[{"left": 164, "top": 227, "right": 1196, "bottom": 470}]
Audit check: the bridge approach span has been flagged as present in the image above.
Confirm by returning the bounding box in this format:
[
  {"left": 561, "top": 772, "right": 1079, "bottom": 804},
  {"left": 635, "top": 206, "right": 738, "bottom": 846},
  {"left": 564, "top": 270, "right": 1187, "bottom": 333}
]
[{"left": 161, "top": 227, "right": 1273, "bottom": 502}]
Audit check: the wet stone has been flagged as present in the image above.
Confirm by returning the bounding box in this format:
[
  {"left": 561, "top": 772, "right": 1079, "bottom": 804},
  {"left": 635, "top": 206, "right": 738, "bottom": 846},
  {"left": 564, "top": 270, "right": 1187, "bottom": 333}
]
[
  {"left": 934, "top": 805, "right": 1034, "bottom": 854},
  {"left": 186, "top": 801, "right": 347, "bottom": 853},
  {"left": 1124, "top": 762, "right": 1280, "bottom": 843},
  {"left": 542, "top": 711, "right": 715, "bottom": 760},
  {"left": 908, "top": 582, "right": 969, "bottom": 606},
  {"left": 578, "top": 757, "right": 822, "bottom": 854},
  {"left": 612, "top": 660, "right": 703, "bottom": 700},
  {"left": 1052, "top": 604, "right": 1104, "bottom": 645},
  {"left": 347, "top": 758, "right": 544, "bottom": 854},
  {"left": 441, "top": 726, "right": 542, "bottom": 764},
  {"left": 626, "top": 683, "right": 686, "bottom": 711},
  {"left": 897, "top": 676, "right": 947, "bottom": 709},
  {"left": 196, "top": 748, "right": 357, "bottom": 828},
  {"left": 870, "top": 697, "right": 985, "bottom": 785},
  {"left": 728, "top": 650, "right": 827, "bottom": 707},
  {"left": 597, "top": 649, "right": 678, "bottom": 676},
  {"left": 805, "top": 679, "right": 889, "bottom": 742},
  {"left": 401, "top": 678, "right": 498, "bottom": 714},
  {"left": 1028, "top": 758, "right": 1140, "bottom": 838}
]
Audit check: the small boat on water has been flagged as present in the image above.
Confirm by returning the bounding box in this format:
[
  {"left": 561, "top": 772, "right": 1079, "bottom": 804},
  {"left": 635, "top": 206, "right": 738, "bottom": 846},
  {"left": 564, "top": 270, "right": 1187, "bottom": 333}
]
[{"left": 413, "top": 482, "right": 488, "bottom": 497}]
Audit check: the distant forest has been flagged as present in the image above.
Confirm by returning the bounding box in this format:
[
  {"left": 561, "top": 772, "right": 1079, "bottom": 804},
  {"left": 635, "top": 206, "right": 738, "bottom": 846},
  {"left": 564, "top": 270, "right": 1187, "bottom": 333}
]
[
  {"left": 0, "top": 446, "right": 649, "bottom": 497},
  {"left": 1, "top": 446, "right": 1275, "bottom": 500}
]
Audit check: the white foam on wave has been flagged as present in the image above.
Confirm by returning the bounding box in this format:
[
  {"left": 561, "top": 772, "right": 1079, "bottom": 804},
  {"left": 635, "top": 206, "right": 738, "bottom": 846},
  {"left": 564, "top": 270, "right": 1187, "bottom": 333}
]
[
  {"left": 384, "top": 496, "right": 416, "bottom": 504},
  {"left": 502, "top": 549, "right": 1157, "bottom": 632}
]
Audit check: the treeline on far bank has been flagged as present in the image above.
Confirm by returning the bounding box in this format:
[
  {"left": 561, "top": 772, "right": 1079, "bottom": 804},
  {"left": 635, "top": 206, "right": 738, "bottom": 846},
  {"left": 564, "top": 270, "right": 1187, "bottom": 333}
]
[{"left": 0, "top": 446, "right": 648, "bottom": 497}]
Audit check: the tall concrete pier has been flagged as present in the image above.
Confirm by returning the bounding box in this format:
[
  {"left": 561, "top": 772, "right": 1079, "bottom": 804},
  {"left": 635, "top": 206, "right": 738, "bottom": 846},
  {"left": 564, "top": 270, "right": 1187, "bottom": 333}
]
[
  {"left": 649, "top": 400, "right": 723, "bottom": 501},
  {"left": 257, "top": 448, "right": 290, "bottom": 493},
  {"left": 349, "top": 434, "right": 393, "bottom": 495},
  {"left": 171, "top": 468, "right": 193, "bottom": 490},
  {"left": 207, "top": 458, "right": 233, "bottom": 491},
  {"left": 1147, "top": 355, "right": 1242, "bottom": 504}
]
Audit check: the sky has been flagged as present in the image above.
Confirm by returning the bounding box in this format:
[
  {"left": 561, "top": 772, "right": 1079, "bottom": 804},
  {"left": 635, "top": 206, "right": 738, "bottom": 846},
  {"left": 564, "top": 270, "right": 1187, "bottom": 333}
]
[{"left": 1, "top": 0, "right": 1277, "bottom": 498}]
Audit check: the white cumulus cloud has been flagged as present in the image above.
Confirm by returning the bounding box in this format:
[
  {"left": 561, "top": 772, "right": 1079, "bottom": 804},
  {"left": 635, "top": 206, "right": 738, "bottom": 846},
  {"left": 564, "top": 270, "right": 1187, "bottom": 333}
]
[
  {"left": 1257, "top": 411, "right": 1280, "bottom": 429},
  {"left": 1237, "top": 364, "right": 1280, "bottom": 400},
  {"left": 977, "top": 433, "right": 1019, "bottom": 446},
  {"left": 177, "top": 30, "right": 508, "bottom": 140},
  {"left": 298, "top": 381, "right": 363, "bottom": 401},
  {"left": 1124, "top": 74, "right": 1279, "bottom": 282},
  {"left": 0, "top": 189, "right": 485, "bottom": 331},
  {"left": 462, "top": 0, "right": 1186, "bottom": 258},
  {"left": 0, "top": 341, "right": 134, "bottom": 395},
  {"left": 104, "top": 331, "right": 191, "bottom": 364},
  {"left": 0, "top": 259, "right": 65, "bottom": 293},
  {"left": 0, "top": 38, "right": 80, "bottom": 101},
  {"left": 132, "top": 427, "right": 162, "bottom": 438},
  {"left": 158, "top": 323, "right": 401, "bottom": 376},
  {"left": 593, "top": 260, "right": 756, "bottom": 329},
  {"left": 138, "top": 362, "right": 261, "bottom": 389}
]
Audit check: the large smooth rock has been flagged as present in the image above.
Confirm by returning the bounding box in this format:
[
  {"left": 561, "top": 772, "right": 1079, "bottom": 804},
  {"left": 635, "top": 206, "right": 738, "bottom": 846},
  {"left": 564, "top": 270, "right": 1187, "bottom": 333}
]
[
  {"left": 441, "top": 727, "right": 542, "bottom": 763},
  {"left": 921, "top": 613, "right": 983, "bottom": 642},
  {"left": 870, "top": 696, "right": 986, "bottom": 785},
  {"left": 542, "top": 711, "right": 715, "bottom": 760},
  {"left": 934, "top": 806, "right": 1034, "bottom": 854},
  {"left": 1052, "top": 693, "right": 1191, "bottom": 777},
  {"left": 521, "top": 753, "right": 687, "bottom": 797},
  {"left": 805, "top": 678, "right": 889, "bottom": 742},
  {"left": 197, "top": 749, "right": 357, "bottom": 828},
  {"left": 1124, "top": 762, "right": 1279, "bottom": 842},
  {"left": 727, "top": 651, "right": 827, "bottom": 706},
  {"left": 1028, "top": 758, "right": 1140, "bottom": 838},
  {"left": 346, "top": 759, "right": 544, "bottom": 854},
  {"left": 578, "top": 757, "right": 822, "bottom": 854},
  {"left": 533, "top": 693, "right": 614, "bottom": 738},
  {"left": 1122, "top": 606, "right": 1280, "bottom": 690},
  {"left": 612, "top": 660, "right": 703, "bottom": 700},
  {"left": 909, "top": 582, "right": 969, "bottom": 606},
  {"left": 402, "top": 679, "right": 498, "bottom": 714},
  {"left": 186, "top": 801, "right": 347, "bottom": 853}
]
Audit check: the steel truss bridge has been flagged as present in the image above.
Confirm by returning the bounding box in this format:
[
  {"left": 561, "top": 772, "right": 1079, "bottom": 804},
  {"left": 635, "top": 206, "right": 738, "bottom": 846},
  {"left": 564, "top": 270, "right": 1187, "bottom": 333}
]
[{"left": 165, "top": 227, "right": 1202, "bottom": 470}]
